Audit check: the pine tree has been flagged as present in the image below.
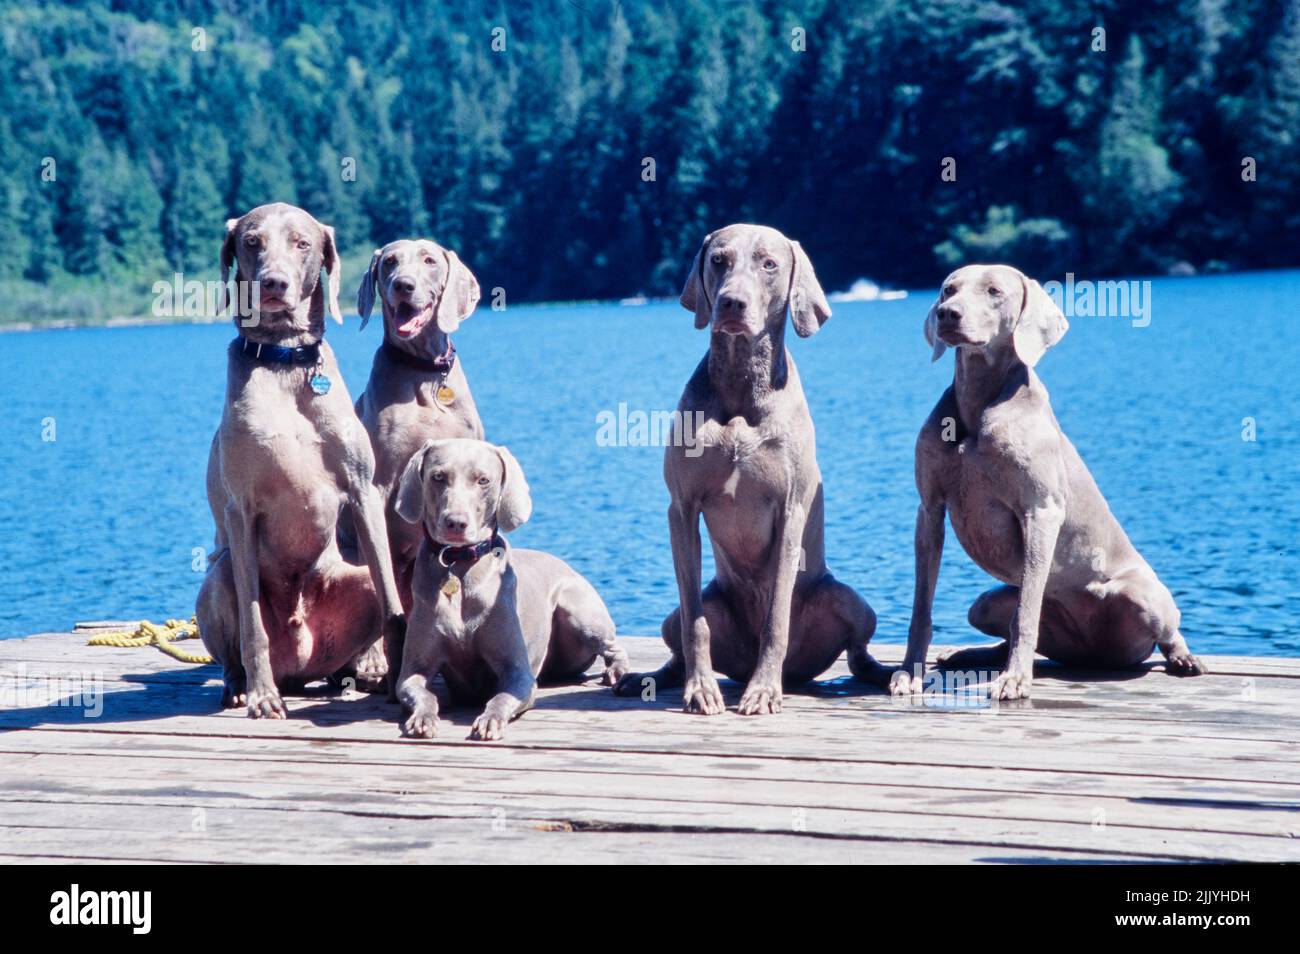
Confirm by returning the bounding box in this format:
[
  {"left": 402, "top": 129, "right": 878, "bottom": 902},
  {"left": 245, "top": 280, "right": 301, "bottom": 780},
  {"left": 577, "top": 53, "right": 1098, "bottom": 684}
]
[
  {"left": 61, "top": 133, "right": 113, "bottom": 277},
  {"left": 106, "top": 147, "right": 166, "bottom": 279},
  {"left": 1085, "top": 35, "right": 1183, "bottom": 269},
  {"left": 1250, "top": 0, "right": 1300, "bottom": 251},
  {"left": 0, "top": 118, "right": 31, "bottom": 280},
  {"left": 167, "top": 134, "right": 228, "bottom": 275}
]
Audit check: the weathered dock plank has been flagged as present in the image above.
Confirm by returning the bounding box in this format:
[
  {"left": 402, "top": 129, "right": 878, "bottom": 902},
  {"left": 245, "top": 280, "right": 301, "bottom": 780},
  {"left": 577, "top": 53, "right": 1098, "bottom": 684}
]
[{"left": 1, "top": 631, "right": 1297, "bottom": 863}]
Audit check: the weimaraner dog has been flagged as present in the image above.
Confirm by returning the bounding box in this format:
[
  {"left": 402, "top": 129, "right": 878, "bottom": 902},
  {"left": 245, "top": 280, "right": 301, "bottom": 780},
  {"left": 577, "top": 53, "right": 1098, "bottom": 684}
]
[
  {"left": 196, "top": 203, "right": 405, "bottom": 717},
  {"left": 393, "top": 438, "right": 629, "bottom": 740},
  {"left": 350, "top": 238, "right": 485, "bottom": 614},
  {"left": 615, "top": 224, "right": 885, "bottom": 715},
  {"left": 894, "top": 264, "right": 1206, "bottom": 700}
]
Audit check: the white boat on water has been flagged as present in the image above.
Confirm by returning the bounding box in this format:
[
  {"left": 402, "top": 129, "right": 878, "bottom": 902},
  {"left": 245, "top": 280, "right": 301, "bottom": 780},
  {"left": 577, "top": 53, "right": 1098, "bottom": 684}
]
[{"left": 828, "top": 279, "right": 908, "bottom": 303}]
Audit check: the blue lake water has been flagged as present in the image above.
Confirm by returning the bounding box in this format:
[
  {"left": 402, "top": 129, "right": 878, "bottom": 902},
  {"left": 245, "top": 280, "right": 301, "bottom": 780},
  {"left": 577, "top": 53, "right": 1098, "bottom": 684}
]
[{"left": 2, "top": 270, "right": 1298, "bottom": 656}]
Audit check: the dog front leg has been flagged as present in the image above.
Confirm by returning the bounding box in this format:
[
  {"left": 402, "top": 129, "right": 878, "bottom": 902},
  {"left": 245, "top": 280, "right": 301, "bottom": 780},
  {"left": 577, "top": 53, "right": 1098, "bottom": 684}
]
[
  {"left": 224, "top": 504, "right": 285, "bottom": 719},
  {"left": 894, "top": 501, "right": 946, "bottom": 695},
  {"left": 396, "top": 600, "right": 442, "bottom": 738},
  {"left": 349, "top": 481, "right": 407, "bottom": 699},
  {"left": 670, "top": 499, "right": 724, "bottom": 715},
  {"left": 991, "top": 500, "right": 1064, "bottom": 700},
  {"left": 738, "top": 497, "right": 809, "bottom": 715},
  {"left": 471, "top": 667, "right": 537, "bottom": 742}
]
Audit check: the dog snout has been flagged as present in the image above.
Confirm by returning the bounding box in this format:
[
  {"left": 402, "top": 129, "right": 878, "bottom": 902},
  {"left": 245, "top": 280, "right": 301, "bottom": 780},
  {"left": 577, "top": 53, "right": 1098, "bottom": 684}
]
[
  {"left": 259, "top": 272, "right": 290, "bottom": 299},
  {"left": 718, "top": 293, "right": 748, "bottom": 315},
  {"left": 936, "top": 303, "right": 961, "bottom": 326},
  {"left": 393, "top": 275, "right": 417, "bottom": 297},
  {"left": 440, "top": 512, "right": 470, "bottom": 535}
]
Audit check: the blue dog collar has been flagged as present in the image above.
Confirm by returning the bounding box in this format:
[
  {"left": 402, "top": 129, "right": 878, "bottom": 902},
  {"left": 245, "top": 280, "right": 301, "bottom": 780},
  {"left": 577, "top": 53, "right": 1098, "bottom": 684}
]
[{"left": 235, "top": 335, "right": 321, "bottom": 367}]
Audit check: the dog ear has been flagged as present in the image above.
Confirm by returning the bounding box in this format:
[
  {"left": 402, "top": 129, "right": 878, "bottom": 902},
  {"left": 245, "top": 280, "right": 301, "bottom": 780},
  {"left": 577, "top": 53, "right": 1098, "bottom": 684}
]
[
  {"left": 356, "top": 248, "right": 382, "bottom": 330},
  {"left": 924, "top": 299, "right": 948, "bottom": 362},
  {"left": 435, "top": 249, "right": 481, "bottom": 334},
  {"left": 679, "top": 232, "right": 714, "bottom": 330},
  {"left": 493, "top": 445, "right": 532, "bottom": 534},
  {"left": 320, "top": 224, "right": 343, "bottom": 325},
  {"left": 788, "top": 239, "right": 831, "bottom": 338},
  {"left": 218, "top": 217, "right": 239, "bottom": 315},
  {"left": 395, "top": 441, "right": 434, "bottom": 525},
  {"left": 1013, "top": 274, "right": 1069, "bottom": 368}
]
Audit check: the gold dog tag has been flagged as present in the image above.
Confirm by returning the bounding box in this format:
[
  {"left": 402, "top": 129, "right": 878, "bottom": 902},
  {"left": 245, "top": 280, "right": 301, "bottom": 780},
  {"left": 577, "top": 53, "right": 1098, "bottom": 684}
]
[
  {"left": 441, "top": 576, "right": 460, "bottom": 597},
  {"left": 436, "top": 385, "right": 456, "bottom": 406}
]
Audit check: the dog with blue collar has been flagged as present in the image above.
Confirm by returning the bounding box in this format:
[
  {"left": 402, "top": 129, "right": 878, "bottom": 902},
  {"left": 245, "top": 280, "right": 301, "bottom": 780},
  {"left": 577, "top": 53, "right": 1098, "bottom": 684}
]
[{"left": 195, "top": 203, "right": 407, "bottom": 718}]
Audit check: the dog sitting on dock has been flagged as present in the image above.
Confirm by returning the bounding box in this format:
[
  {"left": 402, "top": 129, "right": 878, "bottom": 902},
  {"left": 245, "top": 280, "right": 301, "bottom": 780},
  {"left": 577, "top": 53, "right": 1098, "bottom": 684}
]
[
  {"left": 894, "top": 264, "right": 1206, "bottom": 700},
  {"left": 350, "top": 239, "right": 486, "bottom": 611},
  {"left": 614, "top": 224, "right": 885, "bottom": 715},
  {"left": 196, "top": 203, "right": 406, "bottom": 717},
  {"left": 392, "top": 438, "right": 629, "bottom": 740}
]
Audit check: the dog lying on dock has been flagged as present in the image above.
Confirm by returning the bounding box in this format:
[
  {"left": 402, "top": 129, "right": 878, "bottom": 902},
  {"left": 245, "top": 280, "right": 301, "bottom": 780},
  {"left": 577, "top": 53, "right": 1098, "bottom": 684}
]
[
  {"left": 392, "top": 438, "right": 629, "bottom": 740},
  {"left": 614, "top": 223, "right": 885, "bottom": 715},
  {"left": 196, "top": 203, "right": 405, "bottom": 717},
  {"left": 895, "top": 264, "right": 1206, "bottom": 700}
]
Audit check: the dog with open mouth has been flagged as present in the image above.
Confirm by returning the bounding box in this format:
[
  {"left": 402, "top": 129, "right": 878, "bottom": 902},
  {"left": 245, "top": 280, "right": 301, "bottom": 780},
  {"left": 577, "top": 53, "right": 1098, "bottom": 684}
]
[{"left": 347, "top": 239, "right": 486, "bottom": 626}]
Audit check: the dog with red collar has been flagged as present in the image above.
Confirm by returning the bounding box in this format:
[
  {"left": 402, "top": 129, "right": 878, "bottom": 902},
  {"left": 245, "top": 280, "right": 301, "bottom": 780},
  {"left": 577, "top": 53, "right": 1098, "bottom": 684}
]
[
  {"left": 351, "top": 239, "right": 486, "bottom": 613},
  {"left": 391, "top": 438, "right": 629, "bottom": 740}
]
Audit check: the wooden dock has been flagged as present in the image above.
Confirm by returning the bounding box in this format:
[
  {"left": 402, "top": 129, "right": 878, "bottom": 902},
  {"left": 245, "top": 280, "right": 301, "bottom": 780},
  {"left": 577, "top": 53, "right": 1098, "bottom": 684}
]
[{"left": 1, "top": 630, "right": 1297, "bottom": 864}]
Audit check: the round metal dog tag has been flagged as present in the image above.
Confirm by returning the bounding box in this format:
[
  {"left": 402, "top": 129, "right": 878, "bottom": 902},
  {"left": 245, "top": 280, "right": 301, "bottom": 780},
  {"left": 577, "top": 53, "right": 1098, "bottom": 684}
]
[
  {"left": 309, "top": 373, "right": 332, "bottom": 395},
  {"left": 441, "top": 576, "right": 460, "bottom": 597},
  {"left": 436, "top": 385, "right": 456, "bottom": 406}
]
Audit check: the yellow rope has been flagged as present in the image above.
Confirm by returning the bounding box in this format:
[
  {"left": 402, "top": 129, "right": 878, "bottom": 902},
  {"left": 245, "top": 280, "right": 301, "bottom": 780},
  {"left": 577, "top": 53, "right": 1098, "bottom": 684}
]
[{"left": 86, "top": 617, "right": 213, "bottom": 664}]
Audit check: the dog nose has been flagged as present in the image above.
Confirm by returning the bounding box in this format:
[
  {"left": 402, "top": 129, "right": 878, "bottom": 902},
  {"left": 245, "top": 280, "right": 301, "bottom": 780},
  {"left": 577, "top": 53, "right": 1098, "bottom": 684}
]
[
  {"left": 441, "top": 513, "right": 469, "bottom": 534},
  {"left": 393, "top": 277, "right": 416, "bottom": 296},
  {"left": 937, "top": 303, "right": 960, "bottom": 325},
  {"left": 718, "top": 294, "right": 748, "bottom": 315},
  {"left": 259, "top": 273, "right": 289, "bottom": 297}
]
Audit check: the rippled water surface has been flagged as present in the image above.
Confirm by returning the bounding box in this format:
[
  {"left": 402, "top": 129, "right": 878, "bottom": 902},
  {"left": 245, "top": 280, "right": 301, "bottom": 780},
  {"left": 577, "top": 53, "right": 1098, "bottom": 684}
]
[{"left": 2, "top": 270, "right": 1297, "bottom": 655}]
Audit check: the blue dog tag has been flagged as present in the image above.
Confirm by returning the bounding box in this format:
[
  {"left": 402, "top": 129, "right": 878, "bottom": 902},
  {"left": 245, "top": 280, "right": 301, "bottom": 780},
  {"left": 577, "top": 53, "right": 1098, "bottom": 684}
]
[{"left": 309, "top": 373, "right": 331, "bottom": 395}]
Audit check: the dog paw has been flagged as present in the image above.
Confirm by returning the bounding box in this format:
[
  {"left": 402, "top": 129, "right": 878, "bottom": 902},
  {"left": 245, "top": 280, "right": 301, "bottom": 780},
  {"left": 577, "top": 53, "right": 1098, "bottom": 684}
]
[
  {"left": 470, "top": 710, "right": 508, "bottom": 741},
  {"left": 1166, "top": 651, "right": 1208, "bottom": 677},
  {"left": 989, "top": 670, "right": 1032, "bottom": 701},
  {"left": 682, "top": 676, "right": 725, "bottom": 715},
  {"left": 246, "top": 686, "right": 287, "bottom": 719},
  {"left": 351, "top": 641, "right": 390, "bottom": 694},
  {"left": 934, "top": 648, "right": 961, "bottom": 668},
  {"left": 737, "top": 680, "right": 782, "bottom": 715},
  {"left": 889, "top": 667, "right": 924, "bottom": 696},
  {"left": 220, "top": 676, "right": 247, "bottom": 709},
  {"left": 403, "top": 707, "right": 439, "bottom": 739},
  {"left": 611, "top": 670, "right": 647, "bottom": 697},
  {"left": 601, "top": 656, "right": 631, "bottom": 687}
]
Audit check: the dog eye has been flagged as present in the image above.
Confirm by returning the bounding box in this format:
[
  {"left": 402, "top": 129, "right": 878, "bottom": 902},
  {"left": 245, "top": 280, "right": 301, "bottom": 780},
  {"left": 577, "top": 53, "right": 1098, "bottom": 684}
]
[
  {"left": 430, "top": 472, "right": 445, "bottom": 483},
  {"left": 384, "top": 255, "right": 397, "bottom": 267},
  {"left": 987, "top": 285, "right": 1002, "bottom": 298},
  {"left": 942, "top": 284, "right": 956, "bottom": 297},
  {"left": 710, "top": 252, "right": 724, "bottom": 266},
  {"left": 424, "top": 256, "right": 435, "bottom": 266},
  {"left": 477, "top": 476, "right": 490, "bottom": 487},
  {"left": 762, "top": 259, "right": 778, "bottom": 271},
  {"left": 297, "top": 239, "right": 311, "bottom": 251},
  {"left": 243, "top": 234, "right": 260, "bottom": 248}
]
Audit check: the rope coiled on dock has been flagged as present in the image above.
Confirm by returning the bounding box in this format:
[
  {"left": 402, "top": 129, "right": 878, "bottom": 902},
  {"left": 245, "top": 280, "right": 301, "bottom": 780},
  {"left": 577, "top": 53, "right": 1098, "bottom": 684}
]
[{"left": 85, "top": 618, "right": 213, "bottom": 664}]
